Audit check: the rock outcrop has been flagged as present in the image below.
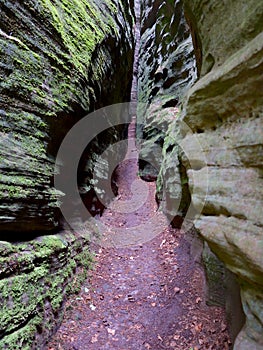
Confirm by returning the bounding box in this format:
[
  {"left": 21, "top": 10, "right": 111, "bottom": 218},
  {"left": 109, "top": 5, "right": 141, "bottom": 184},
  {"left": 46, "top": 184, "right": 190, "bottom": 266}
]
[
  {"left": 137, "top": 0, "right": 196, "bottom": 226},
  {"left": 1, "top": 0, "right": 263, "bottom": 348},
  {"left": 0, "top": 0, "right": 134, "bottom": 235},
  {"left": 0, "top": 0, "right": 134, "bottom": 347},
  {"left": 138, "top": 0, "right": 263, "bottom": 348},
  {"left": 0, "top": 232, "right": 92, "bottom": 349},
  {"left": 182, "top": 1, "right": 263, "bottom": 348}
]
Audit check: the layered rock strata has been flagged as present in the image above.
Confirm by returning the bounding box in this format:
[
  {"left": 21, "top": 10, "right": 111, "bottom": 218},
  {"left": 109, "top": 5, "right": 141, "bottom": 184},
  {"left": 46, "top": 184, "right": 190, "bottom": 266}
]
[
  {"left": 0, "top": 0, "right": 134, "bottom": 235},
  {"left": 182, "top": 1, "right": 263, "bottom": 348},
  {"left": 138, "top": 0, "right": 263, "bottom": 348},
  {"left": 0, "top": 0, "right": 134, "bottom": 348},
  {"left": 0, "top": 233, "right": 92, "bottom": 349},
  {"left": 137, "top": 0, "right": 196, "bottom": 225}
]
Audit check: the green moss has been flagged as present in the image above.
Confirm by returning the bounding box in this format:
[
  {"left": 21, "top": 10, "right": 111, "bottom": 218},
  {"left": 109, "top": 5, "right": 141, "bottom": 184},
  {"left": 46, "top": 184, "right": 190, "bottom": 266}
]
[
  {"left": 0, "top": 271, "right": 45, "bottom": 333},
  {"left": 0, "top": 0, "right": 129, "bottom": 213},
  {"left": 0, "top": 184, "right": 32, "bottom": 199},
  {"left": 0, "top": 241, "right": 15, "bottom": 256},
  {"left": 0, "top": 231, "right": 95, "bottom": 347},
  {"left": 0, "top": 315, "right": 43, "bottom": 350},
  {"left": 39, "top": 0, "right": 117, "bottom": 75},
  {"left": 0, "top": 0, "right": 132, "bottom": 344}
]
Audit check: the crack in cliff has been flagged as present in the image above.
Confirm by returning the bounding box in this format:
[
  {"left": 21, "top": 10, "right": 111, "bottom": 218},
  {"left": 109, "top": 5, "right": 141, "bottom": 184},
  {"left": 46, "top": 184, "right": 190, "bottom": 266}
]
[{"left": 0, "top": 310, "right": 37, "bottom": 341}]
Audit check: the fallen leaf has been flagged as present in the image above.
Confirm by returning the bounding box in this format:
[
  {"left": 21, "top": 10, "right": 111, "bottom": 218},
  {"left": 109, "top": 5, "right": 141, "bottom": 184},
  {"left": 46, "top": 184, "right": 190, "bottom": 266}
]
[
  {"left": 194, "top": 323, "right": 203, "bottom": 332},
  {"left": 107, "top": 328, "right": 116, "bottom": 336},
  {"left": 89, "top": 304, "right": 96, "bottom": 311},
  {"left": 160, "top": 239, "right": 166, "bottom": 248},
  {"left": 91, "top": 334, "right": 98, "bottom": 343},
  {"left": 134, "top": 323, "right": 142, "bottom": 330}
]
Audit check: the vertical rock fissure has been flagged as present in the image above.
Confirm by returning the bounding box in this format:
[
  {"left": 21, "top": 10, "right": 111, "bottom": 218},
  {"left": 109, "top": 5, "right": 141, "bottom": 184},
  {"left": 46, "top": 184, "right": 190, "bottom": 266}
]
[{"left": 130, "top": 0, "right": 141, "bottom": 106}]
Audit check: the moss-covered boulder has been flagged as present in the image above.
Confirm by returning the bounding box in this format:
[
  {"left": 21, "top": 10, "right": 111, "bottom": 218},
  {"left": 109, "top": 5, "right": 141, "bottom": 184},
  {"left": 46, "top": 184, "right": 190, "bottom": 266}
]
[{"left": 0, "top": 232, "right": 93, "bottom": 349}]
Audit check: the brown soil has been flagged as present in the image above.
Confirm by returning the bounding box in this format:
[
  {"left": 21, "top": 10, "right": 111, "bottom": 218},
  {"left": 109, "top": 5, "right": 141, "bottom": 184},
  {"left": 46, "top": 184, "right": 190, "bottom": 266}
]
[{"left": 48, "top": 120, "right": 231, "bottom": 350}]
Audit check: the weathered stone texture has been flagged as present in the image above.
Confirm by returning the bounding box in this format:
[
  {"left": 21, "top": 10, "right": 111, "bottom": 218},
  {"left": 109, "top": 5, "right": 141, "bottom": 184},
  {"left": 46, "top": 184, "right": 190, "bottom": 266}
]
[
  {"left": 137, "top": 0, "right": 196, "bottom": 225},
  {"left": 138, "top": 0, "right": 263, "bottom": 348},
  {"left": 182, "top": 1, "right": 263, "bottom": 348},
  {"left": 0, "top": 233, "right": 92, "bottom": 349},
  {"left": 0, "top": 0, "right": 134, "bottom": 348},
  {"left": 0, "top": 0, "right": 134, "bottom": 234}
]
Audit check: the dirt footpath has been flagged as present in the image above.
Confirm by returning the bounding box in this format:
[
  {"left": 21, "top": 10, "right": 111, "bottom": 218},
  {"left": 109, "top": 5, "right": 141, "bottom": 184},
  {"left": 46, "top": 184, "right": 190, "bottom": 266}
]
[{"left": 48, "top": 121, "right": 230, "bottom": 350}]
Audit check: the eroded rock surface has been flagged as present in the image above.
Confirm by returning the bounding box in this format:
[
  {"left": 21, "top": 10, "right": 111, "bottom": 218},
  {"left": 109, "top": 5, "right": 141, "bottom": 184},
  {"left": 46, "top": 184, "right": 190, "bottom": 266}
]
[
  {"left": 0, "top": 233, "right": 92, "bottom": 349},
  {"left": 0, "top": 0, "right": 134, "bottom": 348},
  {"left": 0, "top": 0, "right": 134, "bottom": 234},
  {"left": 137, "top": 0, "right": 196, "bottom": 226},
  {"left": 1, "top": 0, "right": 263, "bottom": 348},
  {"left": 182, "top": 1, "right": 263, "bottom": 348},
  {"left": 138, "top": 0, "right": 263, "bottom": 348}
]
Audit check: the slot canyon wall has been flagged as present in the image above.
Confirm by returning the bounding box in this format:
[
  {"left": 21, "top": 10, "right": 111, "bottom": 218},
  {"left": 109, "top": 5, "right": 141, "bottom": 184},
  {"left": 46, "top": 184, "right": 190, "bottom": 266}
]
[
  {"left": 183, "top": 1, "right": 263, "bottom": 349},
  {"left": 138, "top": 0, "right": 263, "bottom": 349},
  {"left": 0, "top": 0, "right": 262, "bottom": 349},
  {"left": 137, "top": 0, "right": 197, "bottom": 224},
  {"left": 0, "top": 0, "right": 134, "bottom": 348}
]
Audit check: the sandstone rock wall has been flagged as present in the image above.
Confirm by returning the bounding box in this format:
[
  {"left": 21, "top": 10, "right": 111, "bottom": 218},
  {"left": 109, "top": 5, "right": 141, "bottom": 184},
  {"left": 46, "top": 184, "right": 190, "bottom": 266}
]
[
  {"left": 137, "top": 0, "right": 196, "bottom": 226},
  {"left": 0, "top": 0, "right": 134, "bottom": 235},
  {"left": 1, "top": 0, "right": 263, "bottom": 348},
  {"left": 138, "top": 0, "right": 263, "bottom": 348},
  {"left": 0, "top": 232, "right": 92, "bottom": 349},
  {"left": 181, "top": 1, "right": 263, "bottom": 348},
  {"left": 0, "top": 0, "right": 134, "bottom": 347}
]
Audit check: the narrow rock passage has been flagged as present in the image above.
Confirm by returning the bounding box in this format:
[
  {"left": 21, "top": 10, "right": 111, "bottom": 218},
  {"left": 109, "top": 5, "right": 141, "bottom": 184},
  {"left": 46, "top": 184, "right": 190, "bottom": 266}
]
[
  {"left": 48, "top": 3, "right": 230, "bottom": 347},
  {"left": 48, "top": 121, "right": 231, "bottom": 350}
]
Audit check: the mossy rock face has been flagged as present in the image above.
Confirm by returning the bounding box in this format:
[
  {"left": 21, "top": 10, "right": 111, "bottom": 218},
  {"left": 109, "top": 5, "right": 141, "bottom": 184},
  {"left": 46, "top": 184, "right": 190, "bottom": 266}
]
[
  {"left": 0, "top": 0, "right": 134, "bottom": 347},
  {"left": 0, "top": 232, "right": 93, "bottom": 349},
  {"left": 137, "top": 0, "right": 196, "bottom": 225},
  {"left": 202, "top": 242, "right": 226, "bottom": 307},
  {"left": 0, "top": 0, "right": 134, "bottom": 234}
]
